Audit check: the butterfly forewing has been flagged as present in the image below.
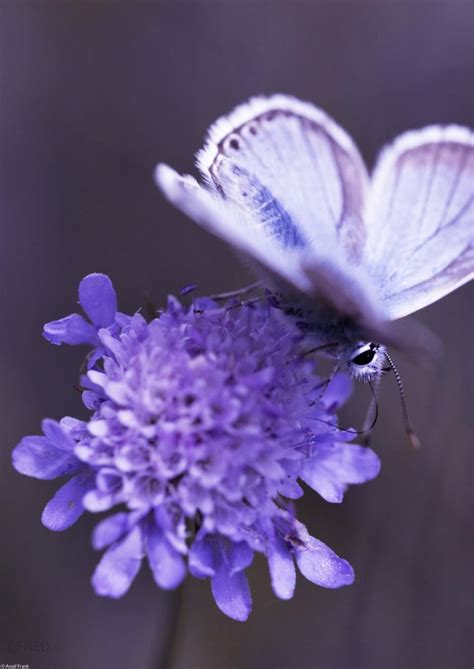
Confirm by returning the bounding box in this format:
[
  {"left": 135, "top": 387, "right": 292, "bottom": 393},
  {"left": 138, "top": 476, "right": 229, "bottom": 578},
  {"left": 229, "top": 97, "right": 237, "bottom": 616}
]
[
  {"left": 364, "top": 126, "right": 474, "bottom": 319},
  {"left": 196, "top": 95, "right": 369, "bottom": 264},
  {"left": 155, "top": 164, "right": 315, "bottom": 295}
]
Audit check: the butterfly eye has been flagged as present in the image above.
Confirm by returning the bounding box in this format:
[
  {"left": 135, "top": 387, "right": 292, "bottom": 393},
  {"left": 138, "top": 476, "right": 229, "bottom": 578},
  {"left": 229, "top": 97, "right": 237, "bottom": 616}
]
[{"left": 351, "top": 349, "right": 376, "bottom": 366}]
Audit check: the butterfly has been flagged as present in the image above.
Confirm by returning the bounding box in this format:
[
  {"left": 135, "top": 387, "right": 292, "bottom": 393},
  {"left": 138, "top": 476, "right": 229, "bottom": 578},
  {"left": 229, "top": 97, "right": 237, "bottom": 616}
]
[{"left": 155, "top": 94, "right": 473, "bottom": 386}]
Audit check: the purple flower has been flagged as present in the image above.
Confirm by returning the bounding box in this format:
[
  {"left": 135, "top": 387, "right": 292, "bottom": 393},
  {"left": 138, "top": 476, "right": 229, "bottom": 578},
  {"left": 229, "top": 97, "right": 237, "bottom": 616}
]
[{"left": 13, "top": 274, "right": 380, "bottom": 621}]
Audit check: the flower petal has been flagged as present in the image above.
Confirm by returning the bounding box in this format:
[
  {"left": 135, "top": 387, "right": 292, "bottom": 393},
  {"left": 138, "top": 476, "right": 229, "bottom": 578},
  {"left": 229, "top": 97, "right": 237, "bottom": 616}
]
[
  {"left": 92, "top": 526, "right": 143, "bottom": 598},
  {"left": 295, "top": 536, "right": 354, "bottom": 588},
  {"left": 92, "top": 513, "right": 129, "bottom": 550},
  {"left": 267, "top": 537, "right": 296, "bottom": 600},
  {"left": 146, "top": 528, "right": 186, "bottom": 590},
  {"left": 41, "top": 471, "right": 94, "bottom": 531},
  {"left": 226, "top": 540, "right": 253, "bottom": 575},
  {"left": 43, "top": 314, "right": 98, "bottom": 346},
  {"left": 322, "top": 373, "right": 352, "bottom": 410},
  {"left": 79, "top": 273, "right": 117, "bottom": 327},
  {"left": 188, "top": 535, "right": 216, "bottom": 578},
  {"left": 41, "top": 419, "right": 75, "bottom": 451},
  {"left": 87, "top": 370, "right": 107, "bottom": 389},
  {"left": 277, "top": 477, "right": 304, "bottom": 499},
  {"left": 301, "top": 443, "right": 381, "bottom": 503},
  {"left": 12, "top": 436, "right": 81, "bottom": 480},
  {"left": 211, "top": 568, "right": 252, "bottom": 622},
  {"left": 82, "top": 488, "right": 118, "bottom": 513}
]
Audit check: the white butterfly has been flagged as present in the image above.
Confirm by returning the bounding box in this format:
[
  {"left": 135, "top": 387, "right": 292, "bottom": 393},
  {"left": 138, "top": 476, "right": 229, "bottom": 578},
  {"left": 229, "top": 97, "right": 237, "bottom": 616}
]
[{"left": 155, "top": 94, "right": 473, "bottom": 384}]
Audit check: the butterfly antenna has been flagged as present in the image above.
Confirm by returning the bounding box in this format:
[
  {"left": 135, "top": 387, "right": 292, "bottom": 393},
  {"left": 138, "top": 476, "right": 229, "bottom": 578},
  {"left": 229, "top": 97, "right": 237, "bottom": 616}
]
[
  {"left": 306, "top": 377, "right": 380, "bottom": 438},
  {"left": 384, "top": 351, "right": 420, "bottom": 449}
]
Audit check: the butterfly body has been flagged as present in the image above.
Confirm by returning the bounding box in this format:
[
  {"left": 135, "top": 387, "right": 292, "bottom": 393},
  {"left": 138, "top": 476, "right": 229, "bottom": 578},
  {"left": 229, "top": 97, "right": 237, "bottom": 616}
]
[
  {"left": 271, "top": 290, "right": 386, "bottom": 382},
  {"left": 155, "top": 95, "right": 473, "bottom": 381}
]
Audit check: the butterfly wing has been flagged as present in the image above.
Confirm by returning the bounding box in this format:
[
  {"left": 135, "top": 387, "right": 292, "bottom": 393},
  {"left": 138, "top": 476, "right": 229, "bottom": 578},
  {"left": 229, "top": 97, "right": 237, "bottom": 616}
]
[
  {"left": 364, "top": 125, "right": 474, "bottom": 320},
  {"left": 155, "top": 163, "right": 315, "bottom": 294},
  {"left": 196, "top": 94, "right": 370, "bottom": 265}
]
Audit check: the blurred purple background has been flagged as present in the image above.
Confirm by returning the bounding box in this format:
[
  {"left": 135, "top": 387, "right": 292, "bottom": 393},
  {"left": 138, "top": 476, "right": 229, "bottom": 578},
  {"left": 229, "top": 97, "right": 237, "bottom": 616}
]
[{"left": 0, "top": 3, "right": 473, "bottom": 668}]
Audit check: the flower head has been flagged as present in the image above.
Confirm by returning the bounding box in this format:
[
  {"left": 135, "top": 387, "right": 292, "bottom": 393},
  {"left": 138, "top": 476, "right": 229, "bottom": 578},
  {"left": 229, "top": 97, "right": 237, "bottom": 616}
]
[{"left": 13, "top": 274, "right": 380, "bottom": 620}]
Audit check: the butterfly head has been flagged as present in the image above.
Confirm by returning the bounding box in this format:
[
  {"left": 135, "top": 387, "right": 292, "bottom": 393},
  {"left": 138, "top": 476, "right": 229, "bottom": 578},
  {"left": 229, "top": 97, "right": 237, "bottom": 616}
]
[{"left": 347, "top": 342, "right": 386, "bottom": 382}]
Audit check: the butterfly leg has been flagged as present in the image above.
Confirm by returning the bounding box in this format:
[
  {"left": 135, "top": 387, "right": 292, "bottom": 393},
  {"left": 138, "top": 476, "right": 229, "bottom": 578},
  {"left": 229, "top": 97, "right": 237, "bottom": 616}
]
[
  {"left": 303, "top": 342, "right": 339, "bottom": 357},
  {"left": 225, "top": 295, "right": 267, "bottom": 311},
  {"left": 314, "top": 361, "right": 342, "bottom": 403},
  {"left": 208, "top": 281, "right": 262, "bottom": 301},
  {"left": 194, "top": 293, "right": 266, "bottom": 317}
]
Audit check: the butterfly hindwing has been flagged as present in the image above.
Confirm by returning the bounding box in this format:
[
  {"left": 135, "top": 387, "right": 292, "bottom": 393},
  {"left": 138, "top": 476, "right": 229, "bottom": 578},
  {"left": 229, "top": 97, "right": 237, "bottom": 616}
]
[{"left": 364, "top": 125, "right": 474, "bottom": 320}]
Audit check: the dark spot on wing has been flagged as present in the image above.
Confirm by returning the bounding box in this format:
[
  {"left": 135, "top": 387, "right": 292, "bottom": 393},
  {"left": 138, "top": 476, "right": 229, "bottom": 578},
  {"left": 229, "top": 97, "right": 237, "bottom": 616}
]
[{"left": 229, "top": 138, "right": 240, "bottom": 150}]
